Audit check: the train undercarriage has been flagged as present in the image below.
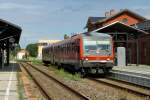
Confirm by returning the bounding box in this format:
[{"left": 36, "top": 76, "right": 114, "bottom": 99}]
[{"left": 43, "top": 60, "right": 113, "bottom": 77}]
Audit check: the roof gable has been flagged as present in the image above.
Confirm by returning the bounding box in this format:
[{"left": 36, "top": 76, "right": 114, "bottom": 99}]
[{"left": 96, "top": 9, "right": 147, "bottom": 24}]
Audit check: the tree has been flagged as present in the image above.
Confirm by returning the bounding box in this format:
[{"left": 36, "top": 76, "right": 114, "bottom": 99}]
[{"left": 26, "top": 43, "right": 38, "bottom": 57}]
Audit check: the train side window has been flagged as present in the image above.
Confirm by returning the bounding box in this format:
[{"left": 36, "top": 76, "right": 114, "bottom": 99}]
[
  {"left": 68, "top": 44, "right": 70, "bottom": 54},
  {"left": 66, "top": 44, "right": 67, "bottom": 54},
  {"left": 77, "top": 46, "right": 79, "bottom": 53}
]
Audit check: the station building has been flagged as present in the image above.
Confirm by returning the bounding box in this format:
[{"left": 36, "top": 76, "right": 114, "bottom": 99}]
[
  {"left": 85, "top": 9, "right": 150, "bottom": 66},
  {"left": 37, "top": 40, "right": 60, "bottom": 59},
  {"left": 17, "top": 49, "right": 29, "bottom": 60},
  {"left": 0, "top": 19, "right": 22, "bottom": 68}
]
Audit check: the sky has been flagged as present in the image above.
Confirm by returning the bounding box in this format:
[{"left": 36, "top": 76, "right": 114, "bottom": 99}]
[{"left": 0, "top": 0, "right": 150, "bottom": 48}]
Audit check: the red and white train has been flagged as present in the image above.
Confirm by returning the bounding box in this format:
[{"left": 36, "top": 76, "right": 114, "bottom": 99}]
[{"left": 42, "top": 32, "right": 114, "bottom": 75}]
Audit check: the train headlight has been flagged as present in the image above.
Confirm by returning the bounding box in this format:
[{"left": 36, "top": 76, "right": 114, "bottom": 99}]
[
  {"left": 85, "top": 58, "right": 88, "bottom": 61},
  {"left": 107, "top": 58, "right": 110, "bottom": 61}
]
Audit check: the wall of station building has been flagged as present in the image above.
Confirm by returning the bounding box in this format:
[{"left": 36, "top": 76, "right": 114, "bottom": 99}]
[
  {"left": 88, "top": 13, "right": 143, "bottom": 32},
  {"left": 102, "top": 13, "right": 141, "bottom": 26},
  {"left": 138, "top": 34, "right": 150, "bottom": 65},
  {"left": 38, "top": 40, "right": 60, "bottom": 59},
  {"left": 127, "top": 33, "right": 150, "bottom": 65}
]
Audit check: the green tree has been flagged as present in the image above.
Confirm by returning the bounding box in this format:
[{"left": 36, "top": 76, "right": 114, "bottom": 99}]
[{"left": 26, "top": 43, "right": 38, "bottom": 57}]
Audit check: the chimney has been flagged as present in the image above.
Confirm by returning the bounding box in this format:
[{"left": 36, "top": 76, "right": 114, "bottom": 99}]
[
  {"left": 110, "top": 9, "right": 116, "bottom": 16},
  {"left": 105, "top": 11, "right": 110, "bottom": 17}
]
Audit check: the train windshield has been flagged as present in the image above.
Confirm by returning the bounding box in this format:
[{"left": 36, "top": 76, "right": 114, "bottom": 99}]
[{"left": 83, "top": 34, "right": 112, "bottom": 56}]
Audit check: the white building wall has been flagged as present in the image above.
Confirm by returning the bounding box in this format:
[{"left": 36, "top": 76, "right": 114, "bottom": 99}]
[
  {"left": 17, "top": 52, "right": 25, "bottom": 60},
  {"left": 37, "top": 40, "right": 60, "bottom": 59}
]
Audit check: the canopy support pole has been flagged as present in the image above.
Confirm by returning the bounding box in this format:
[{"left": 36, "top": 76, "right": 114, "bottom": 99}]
[
  {"left": 136, "top": 38, "right": 139, "bottom": 66},
  {"left": 6, "top": 40, "right": 9, "bottom": 66}
]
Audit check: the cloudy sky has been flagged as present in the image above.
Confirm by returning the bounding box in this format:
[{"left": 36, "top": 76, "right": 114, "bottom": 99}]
[{"left": 0, "top": 0, "right": 150, "bottom": 48}]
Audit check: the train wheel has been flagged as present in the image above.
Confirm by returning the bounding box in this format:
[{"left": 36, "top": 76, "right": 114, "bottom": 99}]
[{"left": 103, "top": 67, "right": 112, "bottom": 74}]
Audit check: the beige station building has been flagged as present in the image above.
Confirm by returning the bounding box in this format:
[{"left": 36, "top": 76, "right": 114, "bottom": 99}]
[
  {"left": 37, "top": 40, "right": 60, "bottom": 59},
  {"left": 17, "top": 49, "right": 29, "bottom": 60}
]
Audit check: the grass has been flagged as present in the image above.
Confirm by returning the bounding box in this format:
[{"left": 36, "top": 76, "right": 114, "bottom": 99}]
[
  {"left": 22, "top": 57, "right": 81, "bottom": 81},
  {"left": 27, "top": 57, "right": 43, "bottom": 65},
  {"left": 17, "top": 72, "right": 25, "bottom": 100},
  {"left": 31, "top": 59, "right": 42, "bottom": 65},
  {"left": 55, "top": 68, "right": 81, "bottom": 81},
  {"left": 16, "top": 57, "right": 43, "bottom": 65}
]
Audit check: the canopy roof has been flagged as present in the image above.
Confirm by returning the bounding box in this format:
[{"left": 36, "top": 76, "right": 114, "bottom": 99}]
[
  {"left": 0, "top": 19, "right": 22, "bottom": 44},
  {"left": 93, "top": 21, "right": 148, "bottom": 35}
]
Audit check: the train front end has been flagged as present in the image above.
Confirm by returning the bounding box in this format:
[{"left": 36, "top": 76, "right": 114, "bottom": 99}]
[{"left": 80, "top": 32, "right": 114, "bottom": 74}]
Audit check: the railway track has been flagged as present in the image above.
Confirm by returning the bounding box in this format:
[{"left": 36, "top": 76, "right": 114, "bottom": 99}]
[
  {"left": 88, "top": 78, "right": 150, "bottom": 97},
  {"left": 20, "top": 62, "right": 89, "bottom": 100}
]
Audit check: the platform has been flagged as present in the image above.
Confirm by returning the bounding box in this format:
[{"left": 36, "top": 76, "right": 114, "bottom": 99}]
[
  {"left": 113, "top": 65, "right": 150, "bottom": 76},
  {"left": 111, "top": 65, "right": 150, "bottom": 88},
  {"left": 0, "top": 63, "right": 20, "bottom": 100}
]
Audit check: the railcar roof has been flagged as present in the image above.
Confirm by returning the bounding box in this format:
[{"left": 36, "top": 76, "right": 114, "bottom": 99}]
[
  {"left": 55, "top": 34, "right": 81, "bottom": 45},
  {"left": 43, "top": 34, "right": 81, "bottom": 50},
  {"left": 43, "top": 32, "right": 111, "bottom": 50},
  {"left": 82, "top": 32, "right": 111, "bottom": 38}
]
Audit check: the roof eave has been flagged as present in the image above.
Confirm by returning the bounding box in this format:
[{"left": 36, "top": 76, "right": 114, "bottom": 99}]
[{"left": 92, "top": 21, "right": 149, "bottom": 35}]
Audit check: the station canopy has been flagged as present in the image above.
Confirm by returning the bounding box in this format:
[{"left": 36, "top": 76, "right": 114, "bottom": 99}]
[
  {"left": 0, "top": 19, "right": 22, "bottom": 44},
  {"left": 93, "top": 21, "right": 148, "bottom": 36}
]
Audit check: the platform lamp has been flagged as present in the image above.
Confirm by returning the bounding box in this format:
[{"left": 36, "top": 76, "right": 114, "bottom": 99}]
[
  {"left": 9, "top": 37, "right": 15, "bottom": 43},
  {"left": 9, "top": 38, "right": 17, "bottom": 50}
]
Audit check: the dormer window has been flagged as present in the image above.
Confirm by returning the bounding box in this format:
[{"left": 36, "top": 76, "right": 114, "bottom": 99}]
[{"left": 122, "top": 18, "right": 128, "bottom": 24}]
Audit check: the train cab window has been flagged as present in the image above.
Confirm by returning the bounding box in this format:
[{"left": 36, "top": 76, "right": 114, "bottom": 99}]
[{"left": 83, "top": 34, "right": 112, "bottom": 56}]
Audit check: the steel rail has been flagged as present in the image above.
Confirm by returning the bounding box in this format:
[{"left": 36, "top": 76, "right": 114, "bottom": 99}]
[
  {"left": 88, "top": 78, "right": 150, "bottom": 97},
  {"left": 20, "top": 63, "right": 51, "bottom": 100},
  {"left": 24, "top": 62, "right": 89, "bottom": 100}
]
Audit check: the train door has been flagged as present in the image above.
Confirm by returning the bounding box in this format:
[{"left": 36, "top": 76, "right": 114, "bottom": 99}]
[{"left": 74, "top": 39, "right": 80, "bottom": 71}]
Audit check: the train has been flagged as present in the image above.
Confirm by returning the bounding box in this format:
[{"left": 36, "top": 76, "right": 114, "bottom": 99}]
[{"left": 42, "top": 32, "right": 114, "bottom": 75}]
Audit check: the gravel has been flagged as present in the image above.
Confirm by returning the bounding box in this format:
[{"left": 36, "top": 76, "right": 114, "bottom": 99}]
[{"left": 33, "top": 64, "right": 150, "bottom": 100}]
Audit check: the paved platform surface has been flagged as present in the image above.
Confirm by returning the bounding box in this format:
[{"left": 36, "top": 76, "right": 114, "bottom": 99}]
[
  {"left": 113, "top": 65, "right": 150, "bottom": 76},
  {"left": 0, "top": 63, "right": 20, "bottom": 100}
]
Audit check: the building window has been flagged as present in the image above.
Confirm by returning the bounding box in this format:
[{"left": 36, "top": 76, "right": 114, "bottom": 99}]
[{"left": 122, "top": 18, "right": 128, "bottom": 24}]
